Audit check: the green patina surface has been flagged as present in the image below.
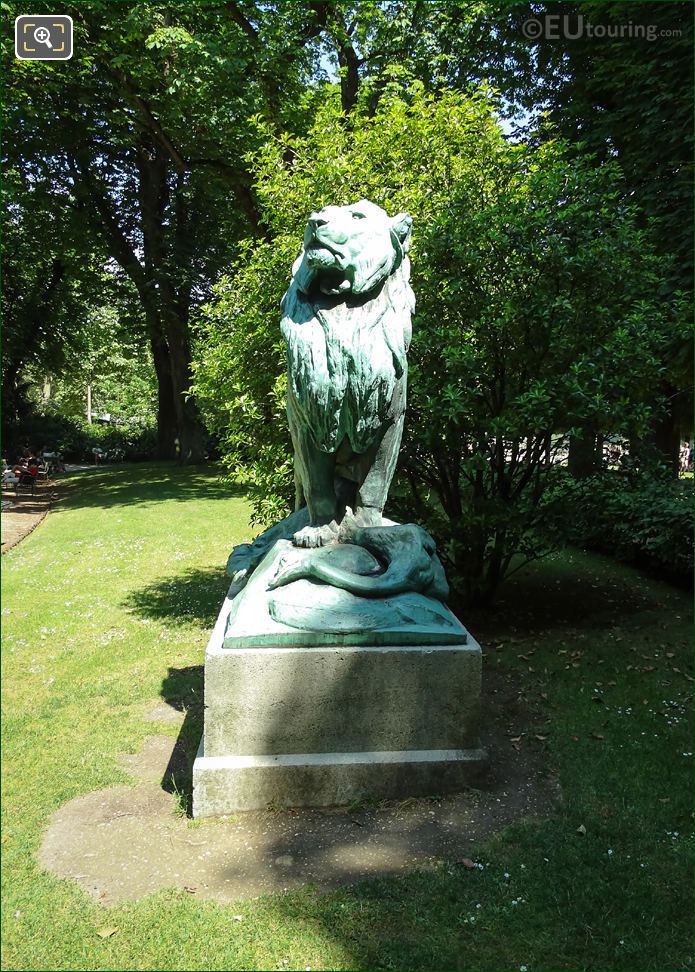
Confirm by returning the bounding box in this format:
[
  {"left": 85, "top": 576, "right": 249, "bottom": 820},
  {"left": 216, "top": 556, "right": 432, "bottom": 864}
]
[
  {"left": 226, "top": 201, "right": 458, "bottom": 636},
  {"left": 280, "top": 199, "right": 414, "bottom": 548},
  {"left": 222, "top": 540, "right": 468, "bottom": 649}
]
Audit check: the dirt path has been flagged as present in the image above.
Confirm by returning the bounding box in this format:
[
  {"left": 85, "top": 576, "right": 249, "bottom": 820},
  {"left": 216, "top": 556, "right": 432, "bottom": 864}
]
[
  {"left": 40, "top": 670, "right": 558, "bottom": 907},
  {"left": 1, "top": 482, "right": 55, "bottom": 554}
]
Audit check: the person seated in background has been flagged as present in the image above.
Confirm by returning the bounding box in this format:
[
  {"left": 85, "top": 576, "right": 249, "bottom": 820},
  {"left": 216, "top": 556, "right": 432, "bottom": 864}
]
[
  {"left": 14, "top": 459, "right": 38, "bottom": 491},
  {"left": 3, "top": 461, "right": 21, "bottom": 490},
  {"left": 40, "top": 451, "right": 63, "bottom": 474}
]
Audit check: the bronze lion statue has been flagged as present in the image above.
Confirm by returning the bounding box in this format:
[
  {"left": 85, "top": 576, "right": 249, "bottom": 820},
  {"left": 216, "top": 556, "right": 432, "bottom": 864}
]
[{"left": 280, "top": 200, "right": 414, "bottom": 548}]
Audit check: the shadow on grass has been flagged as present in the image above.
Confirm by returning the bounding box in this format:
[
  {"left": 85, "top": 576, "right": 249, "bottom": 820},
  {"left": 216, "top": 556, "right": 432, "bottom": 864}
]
[
  {"left": 124, "top": 566, "right": 230, "bottom": 628},
  {"left": 56, "top": 461, "right": 246, "bottom": 511},
  {"left": 127, "top": 563, "right": 230, "bottom": 814},
  {"left": 460, "top": 549, "right": 663, "bottom": 640},
  {"left": 159, "top": 665, "right": 204, "bottom": 817}
]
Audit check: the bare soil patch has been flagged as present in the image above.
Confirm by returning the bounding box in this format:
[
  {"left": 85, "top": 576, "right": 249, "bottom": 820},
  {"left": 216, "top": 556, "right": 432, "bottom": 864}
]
[{"left": 39, "top": 669, "right": 558, "bottom": 906}]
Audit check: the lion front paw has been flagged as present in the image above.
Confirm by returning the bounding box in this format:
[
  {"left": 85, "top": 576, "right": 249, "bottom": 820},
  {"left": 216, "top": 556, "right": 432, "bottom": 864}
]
[{"left": 292, "top": 522, "right": 339, "bottom": 548}]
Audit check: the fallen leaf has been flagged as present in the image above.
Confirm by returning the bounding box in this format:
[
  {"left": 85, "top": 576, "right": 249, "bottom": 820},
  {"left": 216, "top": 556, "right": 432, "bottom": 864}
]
[
  {"left": 591, "top": 732, "right": 605, "bottom": 740},
  {"left": 97, "top": 928, "right": 118, "bottom": 940},
  {"left": 459, "top": 858, "right": 476, "bottom": 869},
  {"left": 184, "top": 886, "right": 198, "bottom": 894},
  {"left": 570, "top": 735, "right": 580, "bottom": 742},
  {"left": 535, "top": 734, "right": 548, "bottom": 742},
  {"left": 577, "top": 824, "right": 587, "bottom": 836}
]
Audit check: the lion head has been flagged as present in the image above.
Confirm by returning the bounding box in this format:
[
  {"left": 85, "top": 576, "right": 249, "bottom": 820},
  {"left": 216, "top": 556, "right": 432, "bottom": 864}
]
[{"left": 290, "top": 200, "right": 412, "bottom": 298}]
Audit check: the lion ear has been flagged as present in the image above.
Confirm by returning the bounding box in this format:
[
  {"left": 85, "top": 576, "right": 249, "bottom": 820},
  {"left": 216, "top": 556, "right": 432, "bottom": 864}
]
[{"left": 391, "top": 213, "right": 413, "bottom": 254}]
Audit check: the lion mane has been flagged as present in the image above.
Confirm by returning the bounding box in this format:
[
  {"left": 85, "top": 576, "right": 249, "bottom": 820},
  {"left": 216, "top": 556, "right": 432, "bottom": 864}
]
[{"left": 280, "top": 200, "right": 415, "bottom": 462}]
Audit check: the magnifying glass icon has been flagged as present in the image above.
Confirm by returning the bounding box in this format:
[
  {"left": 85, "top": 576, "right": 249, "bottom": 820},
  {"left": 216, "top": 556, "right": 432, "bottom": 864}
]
[{"left": 34, "top": 26, "right": 53, "bottom": 49}]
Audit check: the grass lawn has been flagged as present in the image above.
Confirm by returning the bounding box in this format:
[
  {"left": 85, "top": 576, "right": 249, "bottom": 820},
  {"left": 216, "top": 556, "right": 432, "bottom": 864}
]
[{"left": 2, "top": 462, "right": 692, "bottom": 971}]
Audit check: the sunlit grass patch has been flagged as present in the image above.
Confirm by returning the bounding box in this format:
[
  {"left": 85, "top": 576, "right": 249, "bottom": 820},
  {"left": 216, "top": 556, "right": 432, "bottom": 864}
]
[{"left": 2, "top": 463, "right": 692, "bottom": 971}]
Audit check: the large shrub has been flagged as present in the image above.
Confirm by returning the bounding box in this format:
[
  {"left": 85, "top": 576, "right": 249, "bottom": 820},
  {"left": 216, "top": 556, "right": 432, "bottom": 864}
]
[
  {"left": 193, "top": 83, "right": 683, "bottom": 603},
  {"left": 5, "top": 412, "right": 157, "bottom": 463},
  {"left": 542, "top": 469, "right": 693, "bottom": 583}
]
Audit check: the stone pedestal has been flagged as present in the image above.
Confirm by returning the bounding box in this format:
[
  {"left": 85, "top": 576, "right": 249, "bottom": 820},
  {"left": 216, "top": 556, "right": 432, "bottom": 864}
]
[{"left": 192, "top": 584, "right": 486, "bottom": 817}]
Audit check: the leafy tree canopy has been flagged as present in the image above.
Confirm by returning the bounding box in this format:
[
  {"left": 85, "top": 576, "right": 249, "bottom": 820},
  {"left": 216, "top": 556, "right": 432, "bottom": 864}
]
[{"left": 193, "top": 84, "right": 684, "bottom": 601}]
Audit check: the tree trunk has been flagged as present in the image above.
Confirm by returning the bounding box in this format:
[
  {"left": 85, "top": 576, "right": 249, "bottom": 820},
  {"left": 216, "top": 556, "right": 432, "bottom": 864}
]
[
  {"left": 179, "top": 396, "right": 206, "bottom": 463},
  {"left": 568, "top": 427, "right": 599, "bottom": 478},
  {"left": 338, "top": 42, "right": 360, "bottom": 113},
  {"left": 162, "top": 312, "right": 206, "bottom": 463},
  {"left": 134, "top": 142, "right": 207, "bottom": 463},
  {"left": 630, "top": 382, "right": 684, "bottom": 476},
  {"left": 651, "top": 387, "right": 681, "bottom": 476},
  {"left": 150, "top": 331, "right": 177, "bottom": 459},
  {"left": 1, "top": 362, "right": 22, "bottom": 447}
]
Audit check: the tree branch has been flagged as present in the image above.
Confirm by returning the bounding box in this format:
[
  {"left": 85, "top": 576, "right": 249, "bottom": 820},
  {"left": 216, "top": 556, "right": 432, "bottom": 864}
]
[
  {"left": 68, "top": 155, "right": 151, "bottom": 306},
  {"left": 224, "top": 1, "right": 259, "bottom": 42},
  {"left": 299, "top": 1, "right": 330, "bottom": 42},
  {"left": 107, "top": 67, "right": 187, "bottom": 173}
]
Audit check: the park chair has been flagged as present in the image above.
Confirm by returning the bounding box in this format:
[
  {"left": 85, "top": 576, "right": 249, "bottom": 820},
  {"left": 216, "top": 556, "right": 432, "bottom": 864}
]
[
  {"left": 2, "top": 473, "right": 19, "bottom": 494},
  {"left": 17, "top": 471, "right": 37, "bottom": 496}
]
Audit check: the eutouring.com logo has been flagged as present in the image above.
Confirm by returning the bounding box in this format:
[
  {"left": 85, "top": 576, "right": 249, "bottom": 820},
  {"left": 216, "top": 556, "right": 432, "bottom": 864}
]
[{"left": 521, "top": 14, "right": 682, "bottom": 42}]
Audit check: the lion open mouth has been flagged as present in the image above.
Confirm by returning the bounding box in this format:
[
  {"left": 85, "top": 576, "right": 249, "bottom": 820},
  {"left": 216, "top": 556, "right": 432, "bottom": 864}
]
[{"left": 304, "top": 245, "right": 352, "bottom": 294}]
